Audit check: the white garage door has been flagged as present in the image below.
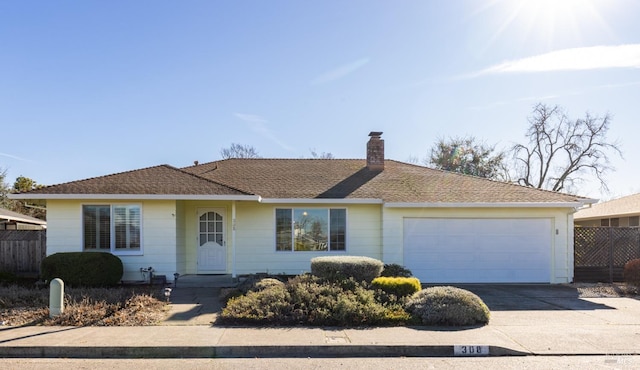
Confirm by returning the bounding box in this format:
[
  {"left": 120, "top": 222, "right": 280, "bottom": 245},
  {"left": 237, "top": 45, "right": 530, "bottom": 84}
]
[{"left": 404, "top": 218, "right": 552, "bottom": 283}]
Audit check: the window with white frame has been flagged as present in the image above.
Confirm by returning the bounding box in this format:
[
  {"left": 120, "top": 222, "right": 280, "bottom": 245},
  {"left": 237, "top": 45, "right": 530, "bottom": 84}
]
[
  {"left": 275, "top": 208, "right": 346, "bottom": 251},
  {"left": 83, "top": 204, "right": 141, "bottom": 254}
]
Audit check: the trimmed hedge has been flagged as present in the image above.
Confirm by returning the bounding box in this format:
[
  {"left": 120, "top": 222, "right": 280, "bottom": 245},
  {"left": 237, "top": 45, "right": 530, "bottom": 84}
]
[
  {"left": 624, "top": 258, "right": 640, "bottom": 287},
  {"left": 41, "top": 252, "right": 124, "bottom": 287},
  {"left": 310, "top": 256, "right": 384, "bottom": 283},
  {"left": 406, "top": 286, "right": 490, "bottom": 326},
  {"left": 372, "top": 277, "right": 422, "bottom": 297}
]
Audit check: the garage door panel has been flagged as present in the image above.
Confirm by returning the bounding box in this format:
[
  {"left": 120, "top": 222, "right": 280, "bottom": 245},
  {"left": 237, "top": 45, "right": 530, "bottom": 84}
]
[{"left": 404, "top": 218, "right": 552, "bottom": 283}]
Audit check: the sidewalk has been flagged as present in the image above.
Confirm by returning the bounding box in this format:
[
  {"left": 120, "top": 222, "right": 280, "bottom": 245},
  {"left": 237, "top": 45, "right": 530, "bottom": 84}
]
[{"left": 1, "top": 287, "right": 639, "bottom": 359}]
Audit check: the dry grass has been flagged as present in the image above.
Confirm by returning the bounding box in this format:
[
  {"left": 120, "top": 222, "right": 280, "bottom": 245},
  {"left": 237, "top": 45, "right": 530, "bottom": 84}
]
[{"left": 0, "top": 284, "right": 168, "bottom": 326}]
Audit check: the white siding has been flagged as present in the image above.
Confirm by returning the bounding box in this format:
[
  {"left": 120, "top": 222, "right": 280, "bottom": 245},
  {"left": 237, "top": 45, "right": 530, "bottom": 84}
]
[
  {"left": 47, "top": 199, "right": 575, "bottom": 284},
  {"left": 175, "top": 201, "right": 187, "bottom": 274},
  {"left": 45, "top": 200, "right": 178, "bottom": 282},
  {"left": 232, "top": 203, "right": 383, "bottom": 275},
  {"left": 46, "top": 200, "right": 85, "bottom": 254}
]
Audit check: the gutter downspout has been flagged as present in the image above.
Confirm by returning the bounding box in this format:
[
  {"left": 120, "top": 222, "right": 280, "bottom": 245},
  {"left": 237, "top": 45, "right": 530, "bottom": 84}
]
[
  {"left": 567, "top": 205, "right": 584, "bottom": 284},
  {"left": 232, "top": 201, "right": 237, "bottom": 279}
]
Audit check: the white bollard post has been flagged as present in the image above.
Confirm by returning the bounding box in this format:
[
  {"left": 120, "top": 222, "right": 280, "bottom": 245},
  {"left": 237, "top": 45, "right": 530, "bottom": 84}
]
[{"left": 49, "top": 278, "right": 64, "bottom": 318}]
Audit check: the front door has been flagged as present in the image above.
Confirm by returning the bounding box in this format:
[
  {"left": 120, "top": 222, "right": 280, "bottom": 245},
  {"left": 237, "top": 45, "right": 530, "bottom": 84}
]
[{"left": 197, "top": 208, "right": 226, "bottom": 272}]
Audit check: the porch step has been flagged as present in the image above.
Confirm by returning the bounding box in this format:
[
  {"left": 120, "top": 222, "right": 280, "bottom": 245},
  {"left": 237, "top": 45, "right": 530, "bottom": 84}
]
[{"left": 173, "top": 274, "right": 238, "bottom": 288}]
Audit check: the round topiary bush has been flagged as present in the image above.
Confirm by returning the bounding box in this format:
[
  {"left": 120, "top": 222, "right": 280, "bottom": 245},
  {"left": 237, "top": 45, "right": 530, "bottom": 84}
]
[
  {"left": 624, "top": 258, "right": 640, "bottom": 287},
  {"left": 406, "top": 286, "right": 490, "bottom": 326},
  {"left": 40, "top": 252, "right": 124, "bottom": 287},
  {"left": 311, "top": 256, "right": 384, "bottom": 283}
]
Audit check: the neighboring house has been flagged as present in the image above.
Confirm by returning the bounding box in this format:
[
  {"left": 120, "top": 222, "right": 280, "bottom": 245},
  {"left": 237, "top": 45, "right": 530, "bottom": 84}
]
[
  {"left": 0, "top": 208, "right": 46, "bottom": 230},
  {"left": 574, "top": 193, "right": 640, "bottom": 227},
  {"left": 10, "top": 132, "right": 595, "bottom": 284}
]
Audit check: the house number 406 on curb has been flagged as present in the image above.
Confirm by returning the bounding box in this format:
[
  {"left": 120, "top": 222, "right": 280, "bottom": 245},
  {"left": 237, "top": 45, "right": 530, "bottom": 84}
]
[{"left": 454, "top": 345, "right": 489, "bottom": 356}]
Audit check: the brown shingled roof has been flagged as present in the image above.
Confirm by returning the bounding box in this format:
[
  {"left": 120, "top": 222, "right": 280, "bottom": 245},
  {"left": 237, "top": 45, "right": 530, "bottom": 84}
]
[
  {"left": 18, "top": 159, "right": 587, "bottom": 204},
  {"left": 22, "top": 165, "right": 251, "bottom": 196},
  {"left": 182, "top": 159, "right": 586, "bottom": 204}
]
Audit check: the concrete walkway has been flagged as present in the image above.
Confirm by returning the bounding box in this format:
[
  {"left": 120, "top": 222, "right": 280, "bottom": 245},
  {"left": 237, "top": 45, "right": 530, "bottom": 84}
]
[
  {"left": 0, "top": 285, "right": 639, "bottom": 358},
  {"left": 161, "top": 287, "right": 222, "bottom": 326}
]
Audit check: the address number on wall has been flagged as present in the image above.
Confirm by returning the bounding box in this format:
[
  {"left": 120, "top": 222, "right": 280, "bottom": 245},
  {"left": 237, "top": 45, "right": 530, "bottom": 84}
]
[{"left": 454, "top": 345, "right": 489, "bottom": 356}]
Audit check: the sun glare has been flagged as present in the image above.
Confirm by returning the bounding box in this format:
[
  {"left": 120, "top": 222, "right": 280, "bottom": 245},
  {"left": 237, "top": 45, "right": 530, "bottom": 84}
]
[{"left": 488, "top": 0, "right": 614, "bottom": 49}]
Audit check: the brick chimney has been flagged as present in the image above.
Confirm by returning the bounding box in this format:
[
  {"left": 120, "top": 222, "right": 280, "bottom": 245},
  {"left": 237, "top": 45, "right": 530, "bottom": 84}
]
[{"left": 366, "top": 131, "right": 384, "bottom": 171}]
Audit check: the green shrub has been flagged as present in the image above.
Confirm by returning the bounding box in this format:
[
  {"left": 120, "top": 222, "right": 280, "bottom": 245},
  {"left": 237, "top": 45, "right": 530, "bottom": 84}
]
[
  {"left": 0, "top": 271, "right": 18, "bottom": 284},
  {"left": 221, "top": 284, "right": 291, "bottom": 323},
  {"left": 0, "top": 271, "right": 38, "bottom": 288},
  {"left": 220, "top": 275, "right": 286, "bottom": 304},
  {"left": 40, "top": 252, "right": 124, "bottom": 287},
  {"left": 220, "top": 274, "right": 403, "bottom": 326},
  {"left": 372, "top": 277, "right": 422, "bottom": 297},
  {"left": 310, "top": 256, "right": 383, "bottom": 283},
  {"left": 624, "top": 259, "right": 640, "bottom": 287},
  {"left": 254, "top": 278, "right": 285, "bottom": 291},
  {"left": 406, "top": 286, "right": 490, "bottom": 326},
  {"left": 380, "top": 264, "right": 413, "bottom": 278},
  {"left": 289, "top": 275, "right": 388, "bottom": 325}
]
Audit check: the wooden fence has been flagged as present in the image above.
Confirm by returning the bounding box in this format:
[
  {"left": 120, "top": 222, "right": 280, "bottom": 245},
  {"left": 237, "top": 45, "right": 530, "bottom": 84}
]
[
  {"left": 574, "top": 227, "right": 640, "bottom": 282},
  {"left": 0, "top": 229, "right": 46, "bottom": 275}
]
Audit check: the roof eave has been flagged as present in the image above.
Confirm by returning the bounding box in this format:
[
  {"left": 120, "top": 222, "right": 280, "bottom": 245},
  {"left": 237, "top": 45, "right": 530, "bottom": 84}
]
[
  {"left": 0, "top": 215, "right": 47, "bottom": 225},
  {"left": 384, "top": 201, "right": 588, "bottom": 208},
  {"left": 9, "top": 194, "right": 261, "bottom": 201},
  {"left": 574, "top": 211, "right": 640, "bottom": 221},
  {"left": 259, "top": 198, "right": 383, "bottom": 204}
]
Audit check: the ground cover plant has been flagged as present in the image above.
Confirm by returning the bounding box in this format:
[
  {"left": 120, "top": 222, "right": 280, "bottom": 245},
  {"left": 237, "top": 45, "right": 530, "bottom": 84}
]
[{"left": 0, "top": 283, "right": 168, "bottom": 326}]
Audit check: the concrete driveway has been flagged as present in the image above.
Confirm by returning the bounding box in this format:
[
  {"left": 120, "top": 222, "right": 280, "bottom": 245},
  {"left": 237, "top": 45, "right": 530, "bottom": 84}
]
[
  {"left": 163, "top": 284, "right": 595, "bottom": 326},
  {"left": 452, "top": 284, "right": 614, "bottom": 311}
]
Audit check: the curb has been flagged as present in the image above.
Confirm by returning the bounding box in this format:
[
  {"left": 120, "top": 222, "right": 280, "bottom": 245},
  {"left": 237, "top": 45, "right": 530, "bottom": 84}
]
[{"left": 0, "top": 345, "right": 529, "bottom": 359}]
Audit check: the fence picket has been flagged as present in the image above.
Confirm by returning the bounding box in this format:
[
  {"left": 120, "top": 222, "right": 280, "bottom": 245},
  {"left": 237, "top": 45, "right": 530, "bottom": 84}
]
[{"left": 0, "top": 230, "right": 46, "bottom": 274}]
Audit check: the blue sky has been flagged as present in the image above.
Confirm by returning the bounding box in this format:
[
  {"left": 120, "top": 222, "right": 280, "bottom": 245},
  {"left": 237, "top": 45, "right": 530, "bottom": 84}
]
[{"left": 1, "top": 0, "right": 639, "bottom": 200}]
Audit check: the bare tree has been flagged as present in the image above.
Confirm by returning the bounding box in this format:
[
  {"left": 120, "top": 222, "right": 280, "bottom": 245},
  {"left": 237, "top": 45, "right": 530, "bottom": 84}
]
[
  {"left": 220, "top": 143, "right": 261, "bottom": 159},
  {"left": 511, "top": 103, "right": 622, "bottom": 193},
  {"left": 309, "top": 148, "right": 334, "bottom": 159},
  {"left": 428, "top": 136, "right": 507, "bottom": 180},
  {"left": 406, "top": 155, "right": 420, "bottom": 164}
]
